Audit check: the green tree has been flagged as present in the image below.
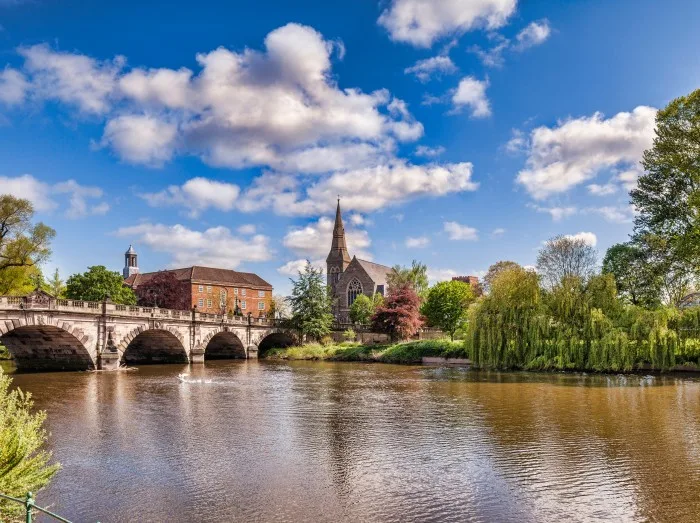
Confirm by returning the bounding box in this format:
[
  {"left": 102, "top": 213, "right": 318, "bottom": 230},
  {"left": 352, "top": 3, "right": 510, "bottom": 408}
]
[
  {"left": 536, "top": 235, "right": 598, "bottom": 289},
  {"left": 66, "top": 265, "right": 137, "bottom": 304},
  {"left": 387, "top": 260, "right": 429, "bottom": 296},
  {"left": 287, "top": 262, "right": 334, "bottom": 341},
  {"left": 421, "top": 280, "right": 474, "bottom": 340},
  {"left": 349, "top": 293, "right": 383, "bottom": 325},
  {"left": 47, "top": 268, "right": 66, "bottom": 298},
  {"left": 602, "top": 243, "right": 660, "bottom": 307},
  {"left": 0, "top": 195, "right": 55, "bottom": 290},
  {"left": 0, "top": 369, "right": 59, "bottom": 520},
  {"left": 631, "top": 89, "right": 700, "bottom": 279},
  {"left": 482, "top": 260, "right": 521, "bottom": 294}
]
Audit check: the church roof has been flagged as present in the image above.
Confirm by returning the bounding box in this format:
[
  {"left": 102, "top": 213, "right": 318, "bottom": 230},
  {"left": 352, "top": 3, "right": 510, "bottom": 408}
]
[
  {"left": 125, "top": 244, "right": 137, "bottom": 255},
  {"left": 124, "top": 266, "right": 272, "bottom": 289},
  {"left": 355, "top": 258, "right": 392, "bottom": 286}
]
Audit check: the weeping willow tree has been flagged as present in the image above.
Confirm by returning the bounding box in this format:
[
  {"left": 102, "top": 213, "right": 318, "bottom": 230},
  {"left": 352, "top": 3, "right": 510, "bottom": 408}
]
[
  {"left": 0, "top": 369, "right": 59, "bottom": 519},
  {"left": 466, "top": 267, "right": 684, "bottom": 372}
]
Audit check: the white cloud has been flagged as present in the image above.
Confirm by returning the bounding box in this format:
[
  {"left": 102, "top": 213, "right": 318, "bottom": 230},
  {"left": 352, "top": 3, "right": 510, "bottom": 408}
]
[
  {"left": 237, "top": 224, "right": 256, "bottom": 235},
  {"left": 468, "top": 34, "right": 510, "bottom": 68},
  {"left": 53, "top": 179, "right": 110, "bottom": 218},
  {"left": 283, "top": 216, "right": 371, "bottom": 259},
  {"left": 513, "top": 20, "right": 551, "bottom": 51},
  {"left": 405, "top": 236, "right": 430, "bottom": 248},
  {"left": 587, "top": 183, "right": 617, "bottom": 196},
  {"left": 427, "top": 268, "right": 459, "bottom": 282},
  {"left": 18, "top": 44, "right": 124, "bottom": 114},
  {"left": 404, "top": 55, "right": 457, "bottom": 82},
  {"left": 115, "top": 223, "right": 272, "bottom": 269},
  {"left": 0, "top": 68, "right": 29, "bottom": 105},
  {"left": 378, "top": 0, "right": 518, "bottom": 47},
  {"left": 414, "top": 145, "right": 446, "bottom": 157},
  {"left": 348, "top": 213, "right": 367, "bottom": 226},
  {"left": 0, "top": 174, "right": 56, "bottom": 211},
  {"left": 452, "top": 76, "right": 491, "bottom": 118},
  {"left": 101, "top": 114, "right": 178, "bottom": 166},
  {"left": 516, "top": 106, "right": 656, "bottom": 199},
  {"left": 141, "top": 177, "right": 240, "bottom": 217},
  {"left": 529, "top": 204, "right": 577, "bottom": 221},
  {"left": 492, "top": 227, "right": 506, "bottom": 236},
  {"left": 586, "top": 205, "right": 635, "bottom": 224},
  {"left": 505, "top": 129, "right": 527, "bottom": 154},
  {"left": 564, "top": 231, "right": 597, "bottom": 247},
  {"left": 444, "top": 221, "right": 478, "bottom": 240},
  {"left": 277, "top": 258, "right": 325, "bottom": 276}
]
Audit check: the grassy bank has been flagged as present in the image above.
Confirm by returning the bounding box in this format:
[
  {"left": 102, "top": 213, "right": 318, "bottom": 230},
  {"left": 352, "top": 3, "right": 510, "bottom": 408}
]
[{"left": 264, "top": 339, "right": 466, "bottom": 364}]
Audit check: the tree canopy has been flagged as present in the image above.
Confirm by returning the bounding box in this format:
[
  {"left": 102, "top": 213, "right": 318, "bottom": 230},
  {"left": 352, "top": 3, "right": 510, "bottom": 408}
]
[
  {"left": 135, "top": 271, "right": 188, "bottom": 310},
  {"left": 371, "top": 284, "right": 423, "bottom": 340},
  {"left": 602, "top": 243, "right": 660, "bottom": 307},
  {"left": 287, "top": 262, "right": 334, "bottom": 341},
  {"left": 349, "top": 293, "right": 383, "bottom": 325},
  {"left": 421, "top": 280, "right": 474, "bottom": 340},
  {"left": 387, "top": 260, "right": 429, "bottom": 296},
  {"left": 536, "top": 235, "right": 598, "bottom": 289},
  {"left": 66, "top": 265, "right": 137, "bottom": 305},
  {"left": 482, "top": 260, "right": 521, "bottom": 294}
]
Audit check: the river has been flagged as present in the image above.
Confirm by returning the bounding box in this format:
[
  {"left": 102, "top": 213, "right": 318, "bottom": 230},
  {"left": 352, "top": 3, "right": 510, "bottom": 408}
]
[{"left": 5, "top": 361, "right": 700, "bottom": 522}]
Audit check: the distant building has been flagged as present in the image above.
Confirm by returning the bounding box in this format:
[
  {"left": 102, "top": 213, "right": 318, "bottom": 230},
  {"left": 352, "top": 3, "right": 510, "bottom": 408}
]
[
  {"left": 124, "top": 264, "right": 273, "bottom": 316},
  {"left": 123, "top": 245, "right": 139, "bottom": 279},
  {"left": 327, "top": 200, "right": 392, "bottom": 322},
  {"left": 452, "top": 275, "right": 483, "bottom": 296},
  {"left": 678, "top": 292, "right": 700, "bottom": 309}
]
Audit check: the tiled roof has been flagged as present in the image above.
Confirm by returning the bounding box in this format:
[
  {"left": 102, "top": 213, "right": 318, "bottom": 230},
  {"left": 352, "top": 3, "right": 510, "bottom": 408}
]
[
  {"left": 124, "top": 266, "right": 271, "bottom": 289},
  {"left": 356, "top": 258, "right": 392, "bottom": 286}
]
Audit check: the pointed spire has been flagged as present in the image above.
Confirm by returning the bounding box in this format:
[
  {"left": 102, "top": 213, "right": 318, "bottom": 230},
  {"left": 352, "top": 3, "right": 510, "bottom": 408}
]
[{"left": 327, "top": 198, "right": 351, "bottom": 265}]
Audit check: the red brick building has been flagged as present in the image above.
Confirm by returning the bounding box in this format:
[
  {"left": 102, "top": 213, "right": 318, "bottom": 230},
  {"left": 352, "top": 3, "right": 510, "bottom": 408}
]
[
  {"left": 125, "top": 266, "right": 273, "bottom": 316},
  {"left": 452, "top": 275, "right": 483, "bottom": 296}
]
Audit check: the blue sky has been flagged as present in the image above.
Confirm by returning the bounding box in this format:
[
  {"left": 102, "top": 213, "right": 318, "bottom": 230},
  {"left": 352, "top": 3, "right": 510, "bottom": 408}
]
[{"left": 1, "top": 0, "right": 699, "bottom": 295}]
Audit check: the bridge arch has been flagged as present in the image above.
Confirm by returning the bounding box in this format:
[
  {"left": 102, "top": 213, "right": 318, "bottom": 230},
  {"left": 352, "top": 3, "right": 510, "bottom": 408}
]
[
  {"left": 119, "top": 326, "right": 188, "bottom": 366},
  {"left": 202, "top": 329, "right": 246, "bottom": 360},
  {"left": 257, "top": 331, "right": 297, "bottom": 358},
  {"left": 0, "top": 319, "right": 95, "bottom": 372}
]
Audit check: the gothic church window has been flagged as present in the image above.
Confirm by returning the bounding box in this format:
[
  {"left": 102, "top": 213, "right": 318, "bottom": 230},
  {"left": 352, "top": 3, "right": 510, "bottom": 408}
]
[
  {"left": 347, "top": 279, "right": 363, "bottom": 307},
  {"left": 330, "top": 266, "right": 340, "bottom": 283}
]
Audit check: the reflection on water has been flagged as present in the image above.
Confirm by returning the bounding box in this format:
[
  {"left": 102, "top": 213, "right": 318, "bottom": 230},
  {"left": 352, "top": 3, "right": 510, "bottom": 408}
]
[{"left": 8, "top": 362, "right": 700, "bottom": 522}]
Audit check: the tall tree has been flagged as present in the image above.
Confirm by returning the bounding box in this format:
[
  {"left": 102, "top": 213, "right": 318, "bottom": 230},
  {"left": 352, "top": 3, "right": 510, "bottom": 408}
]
[
  {"left": 0, "top": 369, "right": 59, "bottom": 520},
  {"left": 602, "top": 243, "right": 660, "bottom": 307},
  {"left": 47, "top": 268, "right": 66, "bottom": 299},
  {"left": 482, "top": 260, "right": 521, "bottom": 294},
  {"left": 349, "top": 293, "right": 383, "bottom": 325},
  {"left": 536, "top": 235, "right": 598, "bottom": 289},
  {"left": 387, "top": 260, "right": 429, "bottom": 296},
  {"left": 135, "top": 271, "right": 188, "bottom": 310},
  {"left": 371, "top": 284, "right": 423, "bottom": 341},
  {"left": 66, "top": 265, "right": 137, "bottom": 305},
  {"left": 0, "top": 195, "right": 55, "bottom": 284},
  {"left": 421, "top": 280, "right": 474, "bottom": 340},
  {"left": 269, "top": 294, "right": 291, "bottom": 319},
  {"left": 288, "top": 262, "right": 334, "bottom": 341}
]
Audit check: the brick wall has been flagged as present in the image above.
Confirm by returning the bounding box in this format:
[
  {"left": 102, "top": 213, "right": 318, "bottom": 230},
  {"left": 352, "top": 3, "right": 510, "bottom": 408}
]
[{"left": 190, "top": 283, "right": 272, "bottom": 316}]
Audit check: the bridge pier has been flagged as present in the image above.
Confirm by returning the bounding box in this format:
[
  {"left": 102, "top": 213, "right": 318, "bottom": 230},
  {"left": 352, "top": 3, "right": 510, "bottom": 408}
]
[
  {"left": 246, "top": 345, "right": 258, "bottom": 359},
  {"left": 190, "top": 347, "right": 205, "bottom": 364},
  {"left": 99, "top": 350, "right": 121, "bottom": 371}
]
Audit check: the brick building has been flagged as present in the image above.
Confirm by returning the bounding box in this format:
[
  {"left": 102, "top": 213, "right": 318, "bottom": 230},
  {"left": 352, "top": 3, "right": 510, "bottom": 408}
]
[
  {"left": 124, "top": 261, "right": 273, "bottom": 316},
  {"left": 452, "top": 275, "right": 483, "bottom": 296}
]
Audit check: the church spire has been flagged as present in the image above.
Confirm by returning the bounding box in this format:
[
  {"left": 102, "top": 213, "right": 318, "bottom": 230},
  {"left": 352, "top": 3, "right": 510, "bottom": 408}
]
[{"left": 326, "top": 198, "right": 351, "bottom": 271}]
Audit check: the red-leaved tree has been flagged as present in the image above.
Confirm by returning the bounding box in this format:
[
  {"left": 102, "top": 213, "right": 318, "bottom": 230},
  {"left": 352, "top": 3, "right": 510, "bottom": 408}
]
[
  {"left": 371, "top": 284, "right": 423, "bottom": 341},
  {"left": 135, "top": 271, "right": 189, "bottom": 310}
]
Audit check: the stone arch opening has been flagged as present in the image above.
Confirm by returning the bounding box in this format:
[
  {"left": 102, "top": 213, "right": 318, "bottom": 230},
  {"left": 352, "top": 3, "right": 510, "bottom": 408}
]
[
  {"left": 204, "top": 331, "right": 246, "bottom": 360},
  {"left": 121, "top": 329, "right": 188, "bottom": 365},
  {"left": 258, "top": 332, "right": 296, "bottom": 358},
  {"left": 0, "top": 325, "right": 94, "bottom": 372}
]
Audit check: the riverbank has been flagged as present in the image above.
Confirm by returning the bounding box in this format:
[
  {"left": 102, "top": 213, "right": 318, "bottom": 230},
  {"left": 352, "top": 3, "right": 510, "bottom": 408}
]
[{"left": 264, "top": 339, "right": 467, "bottom": 364}]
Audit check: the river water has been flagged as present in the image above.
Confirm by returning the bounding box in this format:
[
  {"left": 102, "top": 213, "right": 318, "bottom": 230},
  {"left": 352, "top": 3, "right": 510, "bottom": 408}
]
[{"left": 5, "top": 361, "right": 700, "bottom": 522}]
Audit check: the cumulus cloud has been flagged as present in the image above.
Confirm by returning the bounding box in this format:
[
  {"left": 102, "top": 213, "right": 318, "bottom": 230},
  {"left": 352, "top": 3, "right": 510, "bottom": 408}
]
[
  {"left": 140, "top": 177, "right": 240, "bottom": 217},
  {"left": 283, "top": 216, "right": 371, "bottom": 259},
  {"left": 586, "top": 205, "right": 635, "bottom": 224},
  {"left": 115, "top": 223, "right": 272, "bottom": 269},
  {"left": 469, "top": 20, "right": 550, "bottom": 67},
  {"left": 0, "top": 68, "right": 29, "bottom": 105},
  {"left": 505, "top": 128, "right": 527, "bottom": 154},
  {"left": 492, "top": 227, "right": 506, "bottom": 236},
  {"left": 444, "top": 221, "right": 478, "bottom": 240},
  {"left": 513, "top": 20, "right": 551, "bottom": 51},
  {"left": 0, "top": 174, "right": 109, "bottom": 218},
  {"left": 277, "top": 258, "right": 325, "bottom": 276},
  {"left": 414, "top": 145, "right": 446, "bottom": 157},
  {"left": 452, "top": 76, "right": 491, "bottom": 118},
  {"left": 405, "top": 236, "right": 430, "bottom": 248},
  {"left": 587, "top": 183, "right": 617, "bottom": 196},
  {"left": 237, "top": 224, "right": 256, "bottom": 235},
  {"left": 516, "top": 106, "right": 656, "bottom": 199},
  {"left": 378, "top": 0, "right": 518, "bottom": 47},
  {"left": 404, "top": 55, "right": 457, "bottom": 82},
  {"left": 564, "top": 231, "right": 597, "bottom": 247},
  {"left": 427, "top": 267, "right": 459, "bottom": 282},
  {"left": 101, "top": 115, "right": 178, "bottom": 166},
  {"left": 528, "top": 204, "right": 577, "bottom": 221},
  {"left": 468, "top": 34, "right": 510, "bottom": 68}
]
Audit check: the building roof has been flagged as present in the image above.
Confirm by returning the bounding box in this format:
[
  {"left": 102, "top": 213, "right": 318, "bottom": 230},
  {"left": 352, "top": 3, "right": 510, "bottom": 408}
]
[
  {"left": 124, "top": 266, "right": 272, "bottom": 289},
  {"left": 355, "top": 258, "right": 393, "bottom": 286},
  {"left": 125, "top": 244, "right": 137, "bottom": 255}
]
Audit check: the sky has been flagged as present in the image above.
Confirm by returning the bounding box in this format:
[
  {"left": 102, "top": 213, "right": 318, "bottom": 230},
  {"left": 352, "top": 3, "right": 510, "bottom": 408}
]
[{"left": 1, "top": 0, "right": 699, "bottom": 295}]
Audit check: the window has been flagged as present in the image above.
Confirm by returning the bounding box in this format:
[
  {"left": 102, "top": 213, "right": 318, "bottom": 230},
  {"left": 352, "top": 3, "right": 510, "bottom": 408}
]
[
  {"left": 207, "top": 299, "right": 212, "bottom": 308},
  {"left": 198, "top": 285, "right": 203, "bottom": 293},
  {"left": 258, "top": 301, "right": 265, "bottom": 310},
  {"left": 241, "top": 289, "right": 247, "bottom": 296},
  {"left": 347, "top": 279, "right": 363, "bottom": 307},
  {"left": 258, "top": 290, "right": 265, "bottom": 297},
  {"left": 197, "top": 298, "right": 203, "bottom": 307},
  {"left": 207, "top": 286, "right": 212, "bottom": 293},
  {"left": 220, "top": 290, "right": 227, "bottom": 307},
  {"left": 329, "top": 266, "right": 340, "bottom": 283},
  {"left": 234, "top": 288, "right": 238, "bottom": 295},
  {"left": 376, "top": 285, "right": 385, "bottom": 296},
  {"left": 241, "top": 300, "right": 247, "bottom": 310}
]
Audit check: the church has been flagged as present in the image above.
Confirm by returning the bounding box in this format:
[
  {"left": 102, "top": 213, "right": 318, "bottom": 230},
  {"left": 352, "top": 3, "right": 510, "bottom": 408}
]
[{"left": 327, "top": 200, "right": 393, "bottom": 322}]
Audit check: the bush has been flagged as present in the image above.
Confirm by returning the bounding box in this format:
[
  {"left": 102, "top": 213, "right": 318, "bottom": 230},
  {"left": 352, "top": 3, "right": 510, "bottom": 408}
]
[{"left": 342, "top": 328, "right": 356, "bottom": 342}]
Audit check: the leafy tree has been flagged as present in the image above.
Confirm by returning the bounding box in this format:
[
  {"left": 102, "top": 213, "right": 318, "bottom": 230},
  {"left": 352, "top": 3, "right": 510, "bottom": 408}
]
[
  {"left": 0, "top": 266, "right": 43, "bottom": 296},
  {"left": 483, "top": 260, "right": 521, "bottom": 294},
  {"left": 421, "top": 280, "right": 474, "bottom": 340},
  {"left": 66, "top": 265, "right": 137, "bottom": 304},
  {"left": 135, "top": 271, "right": 188, "bottom": 310},
  {"left": 536, "top": 235, "right": 598, "bottom": 289},
  {"left": 288, "top": 262, "right": 334, "bottom": 341},
  {"left": 631, "top": 88, "right": 700, "bottom": 276},
  {"left": 371, "top": 284, "right": 423, "bottom": 341},
  {"left": 602, "top": 243, "right": 660, "bottom": 307},
  {"left": 269, "top": 294, "right": 291, "bottom": 319},
  {"left": 0, "top": 196, "right": 55, "bottom": 289},
  {"left": 0, "top": 369, "right": 59, "bottom": 520},
  {"left": 387, "top": 260, "right": 429, "bottom": 296},
  {"left": 46, "top": 268, "right": 66, "bottom": 298},
  {"left": 349, "top": 292, "right": 383, "bottom": 325}
]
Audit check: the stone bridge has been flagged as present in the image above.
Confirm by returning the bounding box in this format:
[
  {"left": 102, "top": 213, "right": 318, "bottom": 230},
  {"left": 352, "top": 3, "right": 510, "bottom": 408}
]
[{"left": 0, "top": 294, "right": 297, "bottom": 372}]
